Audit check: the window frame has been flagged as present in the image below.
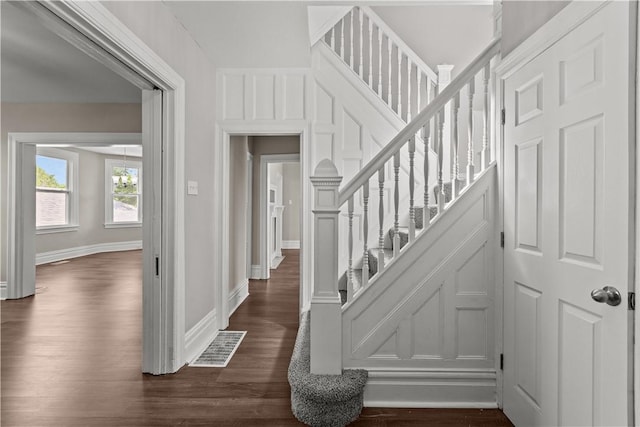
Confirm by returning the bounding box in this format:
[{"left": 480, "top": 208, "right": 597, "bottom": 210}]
[
  {"left": 104, "top": 157, "right": 143, "bottom": 228},
  {"left": 35, "top": 147, "right": 79, "bottom": 234}
]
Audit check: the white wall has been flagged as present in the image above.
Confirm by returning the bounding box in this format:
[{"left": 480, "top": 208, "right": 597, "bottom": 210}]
[
  {"left": 0, "top": 102, "right": 142, "bottom": 282},
  {"left": 282, "top": 163, "right": 300, "bottom": 242},
  {"left": 163, "top": 2, "right": 312, "bottom": 69},
  {"left": 371, "top": 5, "right": 494, "bottom": 77},
  {"left": 501, "top": 1, "right": 570, "bottom": 56},
  {"left": 102, "top": 1, "right": 218, "bottom": 332},
  {"left": 36, "top": 148, "right": 142, "bottom": 255},
  {"left": 229, "top": 136, "right": 249, "bottom": 294}
]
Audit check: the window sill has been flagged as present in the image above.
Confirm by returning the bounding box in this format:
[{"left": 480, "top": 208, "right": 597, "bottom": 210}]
[
  {"left": 104, "top": 222, "right": 142, "bottom": 229},
  {"left": 36, "top": 225, "right": 79, "bottom": 235}
]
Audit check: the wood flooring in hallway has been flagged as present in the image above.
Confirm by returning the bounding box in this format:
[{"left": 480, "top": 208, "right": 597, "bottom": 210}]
[{"left": 1, "top": 249, "right": 513, "bottom": 426}]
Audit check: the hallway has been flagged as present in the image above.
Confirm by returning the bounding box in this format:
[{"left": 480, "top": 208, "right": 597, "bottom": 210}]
[{"left": 1, "top": 249, "right": 512, "bottom": 426}]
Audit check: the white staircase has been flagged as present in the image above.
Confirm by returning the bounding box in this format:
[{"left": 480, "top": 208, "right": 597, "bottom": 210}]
[{"left": 309, "top": 16, "right": 502, "bottom": 405}]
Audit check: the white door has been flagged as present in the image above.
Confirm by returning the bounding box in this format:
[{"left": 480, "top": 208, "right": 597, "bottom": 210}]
[{"left": 503, "top": 3, "right": 634, "bottom": 426}]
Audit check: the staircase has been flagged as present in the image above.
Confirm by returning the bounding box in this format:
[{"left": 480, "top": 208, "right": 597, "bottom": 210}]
[{"left": 306, "top": 6, "right": 502, "bottom": 412}]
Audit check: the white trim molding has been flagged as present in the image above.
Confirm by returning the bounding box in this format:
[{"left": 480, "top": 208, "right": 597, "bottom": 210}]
[
  {"left": 250, "top": 265, "right": 262, "bottom": 280},
  {"left": 228, "top": 279, "right": 250, "bottom": 316},
  {"left": 0, "top": 282, "right": 7, "bottom": 300},
  {"left": 363, "top": 369, "right": 498, "bottom": 408},
  {"left": 36, "top": 241, "right": 142, "bottom": 266},
  {"left": 282, "top": 240, "right": 301, "bottom": 249},
  {"left": 12, "top": 0, "right": 186, "bottom": 375},
  {"left": 185, "top": 308, "right": 218, "bottom": 364}
]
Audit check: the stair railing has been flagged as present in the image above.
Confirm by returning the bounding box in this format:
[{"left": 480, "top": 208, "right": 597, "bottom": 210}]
[
  {"left": 322, "top": 6, "right": 438, "bottom": 123},
  {"left": 309, "top": 38, "right": 500, "bottom": 375}
]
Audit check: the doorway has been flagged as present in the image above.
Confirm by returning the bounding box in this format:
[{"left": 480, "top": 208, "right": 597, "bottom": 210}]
[
  {"left": 221, "top": 132, "right": 305, "bottom": 330},
  {"left": 2, "top": 1, "right": 186, "bottom": 374}
]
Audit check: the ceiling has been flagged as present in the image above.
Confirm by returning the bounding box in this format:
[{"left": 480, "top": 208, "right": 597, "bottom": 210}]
[{"left": 1, "top": 2, "right": 141, "bottom": 104}]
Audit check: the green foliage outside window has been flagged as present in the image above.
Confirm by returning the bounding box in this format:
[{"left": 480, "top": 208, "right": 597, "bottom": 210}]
[
  {"left": 113, "top": 167, "right": 139, "bottom": 207},
  {"left": 36, "top": 166, "right": 65, "bottom": 189}
]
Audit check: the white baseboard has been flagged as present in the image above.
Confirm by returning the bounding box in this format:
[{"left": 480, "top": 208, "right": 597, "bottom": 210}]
[
  {"left": 0, "top": 282, "right": 7, "bottom": 300},
  {"left": 271, "top": 255, "right": 284, "bottom": 269},
  {"left": 282, "top": 240, "right": 300, "bottom": 249},
  {"left": 36, "top": 241, "right": 143, "bottom": 265},
  {"left": 185, "top": 308, "right": 218, "bottom": 364},
  {"left": 228, "top": 279, "right": 249, "bottom": 316},
  {"left": 250, "top": 265, "right": 262, "bottom": 280},
  {"left": 362, "top": 369, "right": 498, "bottom": 408}
]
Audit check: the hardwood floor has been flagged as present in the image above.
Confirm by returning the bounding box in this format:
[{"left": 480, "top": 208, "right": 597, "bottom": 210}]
[{"left": 1, "top": 250, "right": 513, "bottom": 426}]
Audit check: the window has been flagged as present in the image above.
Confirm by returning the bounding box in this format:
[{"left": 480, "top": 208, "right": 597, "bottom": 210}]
[
  {"left": 36, "top": 148, "right": 79, "bottom": 233},
  {"left": 105, "top": 158, "right": 142, "bottom": 227}
]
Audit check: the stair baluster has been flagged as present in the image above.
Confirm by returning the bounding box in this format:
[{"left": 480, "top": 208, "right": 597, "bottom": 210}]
[
  {"left": 408, "top": 137, "right": 416, "bottom": 242},
  {"left": 349, "top": 9, "right": 354, "bottom": 68},
  {"left": 423, "top": 120, "right": 431, "bottom": 228},
  {"left": 330, "top": 26, "right": 336, "bottom": 51},
  {"left": 359, "top": 7, "right": 364, "bottom": 79},
  {"left": 393, "top": 152, "right": 400, "bottom": 257},
  {"left": 417, "top": 71, "right": 422, "bottom": 114},
  {"left": 437, "top": 109, "right": 445, "bottom": 214},
  {"left": 452, "top": 92, "right": 461, "bottom": 198},
  {"left": 467, "top": 78, "right": 475, "bottom": 186},
  {"left": 347, "top": 195, "right": 354, "bottom": 301},
  {"left": 387, "top": 38, "right": 392, "bottom": 108},
  {"left": 397, "top": 49, "right": 402, "bottom": 118},
  {"left": 377, "top": 28, "right": 383, "bottom": 96},
  {"left": 362, "top": 182, "right": 370, "bottom": 287},
  {"left": 481, "top": 63, "right": 491, "bottom": 169},
  {"left": 368, "top": 15, "right": 373, "bottom": 87},
  {"left": 422, "top": 119, "right": 431, "bottom": 228},
  {"left": 340, "top": 19, "right": 345, "bottom": 62},
  {"left": 378, "top": 167, "right": 385, "bottom": 272},
  {"left": 407, "top": 62, "right": 412, "bottom": 121}
]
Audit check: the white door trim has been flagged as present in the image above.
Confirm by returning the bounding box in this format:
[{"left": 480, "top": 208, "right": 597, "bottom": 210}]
[
  {"left": 496, "top": 0, "right": 637, "bottom": 419},
  {"left": 246, "top": 152, "right": 254, "bottom": 280},
  {"left": 12, "top": 1, "right": 187, "bottom": 374},
  {"left": 635, "top": 4, "right": 640, "bottom": 423},
  {"left": 262, "top": 154, "right": 300, "bottom": 278},
  {"left": 217, "top": 125, "right": 309, "bottom": 330}
]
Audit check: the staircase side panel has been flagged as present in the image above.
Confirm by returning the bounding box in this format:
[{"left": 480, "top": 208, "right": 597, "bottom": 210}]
[{"left": 342, "top": 167, "right": 498, "bottom": 406}]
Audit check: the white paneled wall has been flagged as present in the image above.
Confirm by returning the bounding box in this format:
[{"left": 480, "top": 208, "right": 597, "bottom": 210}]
[{"left": 219, "top": 69, "right": 310, "bottom": 123}]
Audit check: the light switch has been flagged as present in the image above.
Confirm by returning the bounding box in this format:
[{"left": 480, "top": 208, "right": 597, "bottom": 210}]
[{"left": 187, "top": 180, "right": 198, "bottom": 195}]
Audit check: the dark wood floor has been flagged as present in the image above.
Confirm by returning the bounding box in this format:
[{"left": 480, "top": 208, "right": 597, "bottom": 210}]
[{"left": 2, "top": 249, "right": 513, "bottom": 426}]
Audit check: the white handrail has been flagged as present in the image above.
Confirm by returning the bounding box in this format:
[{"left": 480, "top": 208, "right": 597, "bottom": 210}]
[{"left": 338, "top": 37, "right": 501, "bottom": 207}]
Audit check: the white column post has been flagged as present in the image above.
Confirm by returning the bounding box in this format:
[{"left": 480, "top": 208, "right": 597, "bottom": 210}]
[
  {"left": 437, "top": 64, "right": 454, "bottom": 188},
  {"left": 310, "top": 159, "right": 343, "bottom": 375}
]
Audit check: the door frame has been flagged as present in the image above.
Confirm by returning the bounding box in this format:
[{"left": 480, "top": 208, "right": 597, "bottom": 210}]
[
  {"left": 494, "top": 0, "right": 637, "bottom": 415},
  {"left": 217, "top": 125, "right": 309, "bottom": 330},
  {"left": 7, "top": 132, "right": 142, "bottom": 298},
  {"left": 5, "top": 1, "right": 186, "bottom": 374},
  {"left": 261, "top": 154, "right": 301, "bottom": 278}
]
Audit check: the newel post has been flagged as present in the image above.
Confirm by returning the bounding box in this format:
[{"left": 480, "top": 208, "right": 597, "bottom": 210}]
[{"left": 310, "top": 159, "right": 343, "bottom": 375}]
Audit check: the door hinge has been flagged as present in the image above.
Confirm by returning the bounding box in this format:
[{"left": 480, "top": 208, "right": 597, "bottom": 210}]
[
  {"left": 500, "top": 353, "right": 504, "bottom": 370},
  {"left": 500, "top": 231, "right": 504, "bottom": 248},
  {"left": 155, "top": 256, "right": 160, "bottom": 277},
  {"left": 629, "top": 292, "right": 635, "bottom": 311},
  {"left": 501, "top": 108, "right": 506, "bottom": 125}
]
